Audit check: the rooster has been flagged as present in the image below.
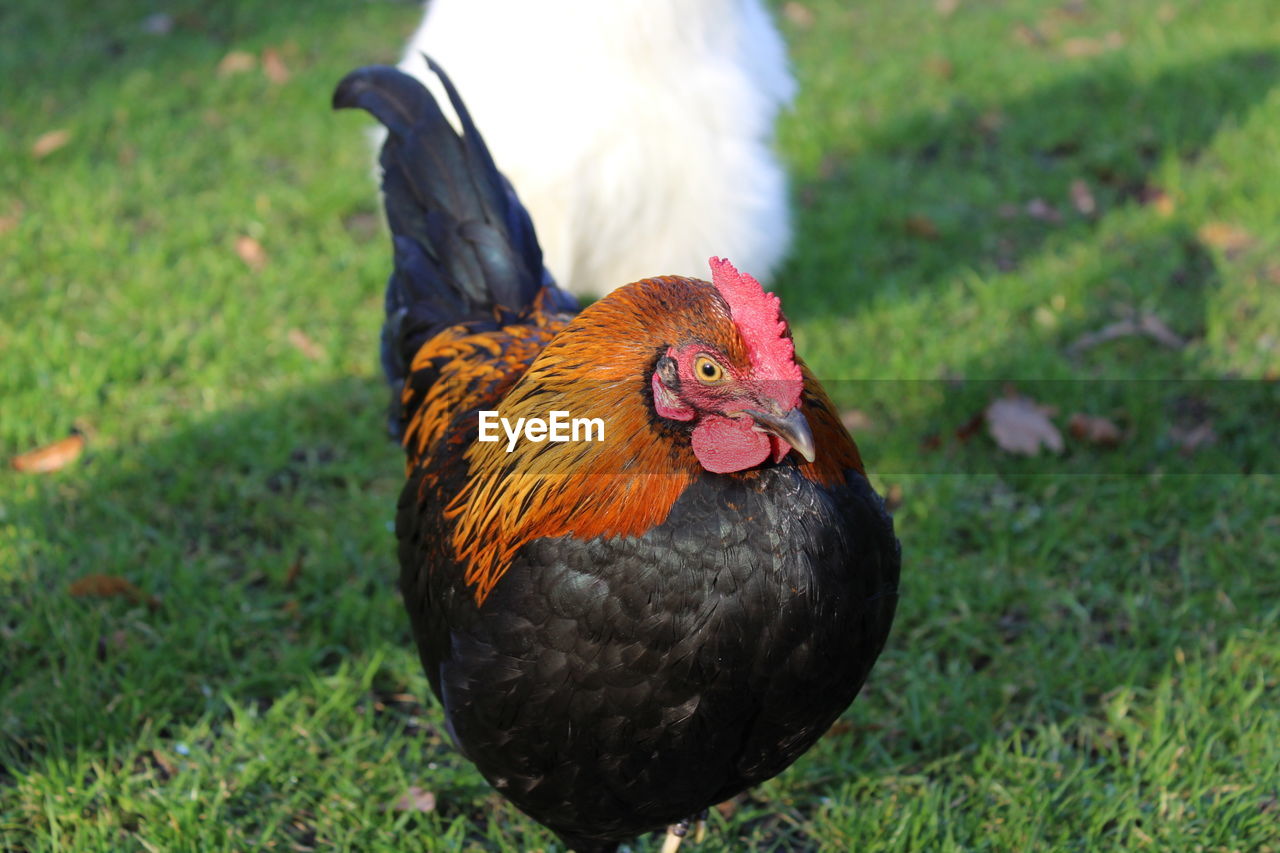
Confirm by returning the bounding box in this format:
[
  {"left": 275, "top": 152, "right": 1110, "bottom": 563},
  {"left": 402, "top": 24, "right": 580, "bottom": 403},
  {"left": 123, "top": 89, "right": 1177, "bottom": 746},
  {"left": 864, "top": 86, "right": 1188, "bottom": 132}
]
[
  {"left": 335, "top": 60, "right": 899, "bottom": 853},
  {"left": 389, "top": 0, "right": 795, "bottom": 297}
]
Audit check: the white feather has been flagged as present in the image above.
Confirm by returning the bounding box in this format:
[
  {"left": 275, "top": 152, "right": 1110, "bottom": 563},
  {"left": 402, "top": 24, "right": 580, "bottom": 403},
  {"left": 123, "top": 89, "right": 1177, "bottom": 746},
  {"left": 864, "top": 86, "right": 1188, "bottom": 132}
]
[{"left": 386, "top": 0, "right": 795, "bottom": 296}]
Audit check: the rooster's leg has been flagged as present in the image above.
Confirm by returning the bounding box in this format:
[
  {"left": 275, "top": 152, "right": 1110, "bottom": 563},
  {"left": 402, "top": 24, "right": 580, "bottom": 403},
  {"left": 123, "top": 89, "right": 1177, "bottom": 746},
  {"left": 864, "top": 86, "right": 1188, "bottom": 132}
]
[
  {"left": 693, "top": 808, "right": 708, "bottom": 843},
  {"left": 660, "top": 819, "right": 689, "bottom": 853},
  {"left": 661, "top": 809, "right": 710, "bottom": 853}
]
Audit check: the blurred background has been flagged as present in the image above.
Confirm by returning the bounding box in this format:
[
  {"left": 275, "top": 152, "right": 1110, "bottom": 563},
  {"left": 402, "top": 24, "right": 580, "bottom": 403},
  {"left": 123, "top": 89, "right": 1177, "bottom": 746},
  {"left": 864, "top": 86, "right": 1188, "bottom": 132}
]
[{"left": 2, "top": 0, "right": 1278, "bottom": 849}]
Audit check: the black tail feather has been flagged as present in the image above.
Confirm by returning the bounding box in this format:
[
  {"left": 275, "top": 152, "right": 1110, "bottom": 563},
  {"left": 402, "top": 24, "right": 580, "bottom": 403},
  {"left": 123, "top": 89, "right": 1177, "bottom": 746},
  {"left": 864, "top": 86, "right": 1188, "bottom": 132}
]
[{"left": 333, "top": 59, "right": 570, "bottom": 418}]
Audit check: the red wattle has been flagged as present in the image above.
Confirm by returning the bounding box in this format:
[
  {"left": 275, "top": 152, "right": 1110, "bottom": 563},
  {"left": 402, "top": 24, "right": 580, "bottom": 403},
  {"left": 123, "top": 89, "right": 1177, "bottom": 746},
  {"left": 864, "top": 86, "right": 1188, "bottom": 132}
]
[{"left": 691, "top": 416, "right": 771, "bottom": 473}]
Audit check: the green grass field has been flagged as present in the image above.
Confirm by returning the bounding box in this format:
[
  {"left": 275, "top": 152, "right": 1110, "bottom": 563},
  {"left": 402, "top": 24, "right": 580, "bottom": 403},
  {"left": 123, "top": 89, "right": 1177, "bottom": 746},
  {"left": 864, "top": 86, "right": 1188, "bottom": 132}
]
[{"left": 3, "top": 0, "right": 1279, "bottom": 849}]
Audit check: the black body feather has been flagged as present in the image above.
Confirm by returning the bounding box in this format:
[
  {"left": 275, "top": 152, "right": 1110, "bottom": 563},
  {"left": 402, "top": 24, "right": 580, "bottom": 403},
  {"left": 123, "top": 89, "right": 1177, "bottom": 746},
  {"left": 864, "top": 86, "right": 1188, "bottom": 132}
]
[{"left": 397, "top": 463, "right": 899, "bottom": 851}]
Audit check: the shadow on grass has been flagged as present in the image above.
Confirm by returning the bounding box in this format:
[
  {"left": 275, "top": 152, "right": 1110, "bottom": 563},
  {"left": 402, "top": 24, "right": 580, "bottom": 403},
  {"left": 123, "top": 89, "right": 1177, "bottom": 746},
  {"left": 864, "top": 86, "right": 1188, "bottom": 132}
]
[
  {"left": 780, "top": 47, "right": 1280, "bottom": 318},
  {"left": 3, "top": 377, "right": 404, "bottom": 748}
]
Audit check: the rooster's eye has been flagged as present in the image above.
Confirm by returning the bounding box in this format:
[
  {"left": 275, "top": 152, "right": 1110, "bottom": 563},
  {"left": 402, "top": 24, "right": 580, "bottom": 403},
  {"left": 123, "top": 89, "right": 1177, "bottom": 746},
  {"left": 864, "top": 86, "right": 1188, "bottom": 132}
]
[{"left": 694, "top": 355, "right": 725, "bottom": 384}]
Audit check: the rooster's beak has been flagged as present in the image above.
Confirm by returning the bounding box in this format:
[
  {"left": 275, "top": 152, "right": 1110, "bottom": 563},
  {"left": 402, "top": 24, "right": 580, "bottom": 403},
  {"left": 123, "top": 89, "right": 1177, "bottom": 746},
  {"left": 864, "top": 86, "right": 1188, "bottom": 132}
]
[{"left": 745, "top": 407, "right": 816, "bottom": 463}]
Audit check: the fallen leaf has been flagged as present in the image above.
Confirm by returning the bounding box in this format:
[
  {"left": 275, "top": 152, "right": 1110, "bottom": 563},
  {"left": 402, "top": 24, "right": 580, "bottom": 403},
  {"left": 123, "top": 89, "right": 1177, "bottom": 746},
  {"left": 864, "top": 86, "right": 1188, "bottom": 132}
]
[
  {"left": 986, "top": 396, "right": 1063, "bottom": 456},
  {"left": 0, "top": 202, "right": 23, "bottom": 236},
  {"left": 391, "top": 787, "right": 437, "bottom": 813},
  {"left": 976, "top": 109, "right": 1005, "bottom": 135},
  {"left": 1068, "top": 413, "right": 1122, "bottom": 447},
  {"left": 235, "top": 235, "right": 267, "bottom": 271},
  {"left": 840, "top": 409, "right": 872, "bottom": 432},
  {"left": 32, "top": 129, "right": 72, "bottom": 158},
  {"left": 1169, "top": 422, "right": 1216, "bottom": 454},
  {"left": 1198, "top": 222, "right": 1254, "bottom": 256},
  {"left": 884, "top": 483, "right": 904, "bottom": 513},
  {"left": 140, "top": 12, "right": 174, "bottom": 35},
  {"left": 150, "top": 749, "right": 177, "bottom": 778},
  {"left": 287, "top": 328, "right": 324, "bottom": 360},
  {"left": 1053, "top": 0, "right": 1090, "bottom": 20},
  {"left": 925, "top": 56, "right": 955, "bottom": 80},
  {"left": 1067, "top": 312, "right": 1185, "bottom": 355},
  {"left": 954, "top": 411, "right": 986, "bottom": 443},
  {"left": 714, "top": 797, "right": 740, "bottom": 820},
  {"left": 97, "top": 628, "right": 132, "bottom": 661},
  {"left": 905, "top": 214, "right": 940, "bottom": 240},
  {"left": 1025, "top": 198, "right": 1062, "bottom": 223},
  {"left": 1136, "top": 312, "right": 1186, "bottom": 349},
  {"left": 284, "top": 552, "right": 304, "bottom": 589},
  {"left": 782, "top": 2, "right": 815, "bottom": 28},
  {"left": 1061, "top": 31, "right": 1125, "bottom": 58},
  {"left": 1141, "top": 185, "right": 1175, "bottom": 216},
  {"left": 935, "top": 0, "right": 960, "bottom": 15},
  {"left": 217, "top": 50, "right": 257, "bottom": 76},
  {"left": 11, "top": 433, "right": 84, "bottom": 473},
  {"left": 261, "top": 47, "right": 290, "bottom": 84},
  {"left": 1070, "top": 179, "right": 1096, "bottom": 215},
  {"left": 1012, "top": 23, "right": 1045, "bottom": 47},
  {"left": 342, "top": 211, "right": 381, "bottom": 242},
  {"left": 68, "top": 574, "right": 160, "bottom": 610}
]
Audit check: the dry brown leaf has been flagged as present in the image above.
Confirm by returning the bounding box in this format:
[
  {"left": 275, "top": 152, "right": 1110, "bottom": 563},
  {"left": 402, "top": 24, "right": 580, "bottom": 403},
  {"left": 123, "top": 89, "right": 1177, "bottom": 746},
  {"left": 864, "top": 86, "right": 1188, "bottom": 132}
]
[
  {"left": 976, "top": 109, "right": 1005, "bottom": 135},
  {"left": 986, "top": 397, "right": 1063, "bottom": 456},
  {"left": 32, "top": 129, "right": 72, "bottom": 158},
  {"left": 1068, "top": 312, "right": 1185, "bottom": 355},
  {"left": 0, "top": 202, "right": 23, "bottom": 236},
  {"left": 825, "top": 720, "right": 855, "bottom": 737},
  {"left": 284, "top": 552, "right": 304, "bottom": 589},
  {"left": 261, "top": 47, "right": 290, "bottom": 84},
  {"left": 141, "top": 12, "right": 174, "bottom": 35},
  {"left": 1025, "top": 198, "right": 1062, "bottom": 223},
  {"left": 1061, "top": 31, "right": 1124, "bottom": 58},
  {"left": 905, "top": 214, "right": 940, "bottom": 240},
  {"left": 1169, "top": 422, "right": 1216, "bottom": 454},
  {"left": 217, "top": 50, "right": 257, "bottom": 76},
  {"left": 391, "top": 787, "right": 437, "bottom": 813},
  {"left": 1198, "top": 222, "right": 1254, "bottom": 255},
  {"left": 925, "top": 56, "right": 955, "bottom": 80},
  {"left": 287, "top": 328, "right": 324, "bottom": 360},
  {"left": 840, "top": 409, "right": 872, "bottom": 432},
  {"left": 1068, "top": 413, "right": 1122, "bottom": 447},
  {"left": 935, "top": 0, "right": 960, "bottom": 16},
  {"left": 954, "top": 411, "right": 986, "bottom": 443},
  {"left": 1136, "top": 313, "right": 1186, "bottom": 349},
  {"left": 150, "top": 749, "right": 177, "bottom": 777},
  {"left": 714, "top": 797, "right": 740, "bottom": 820},
  {"left": 884, "top": 483, "right": 904, "bottom": 513},
  {"left": 11, "top": 433, "right": 84, "bottom": 473},
  {"left": 1141, "top": 186, "right": 1175, "bottom": 217},
  {"left": 68, "top": 574, "right": 160, "bottom": 610},
  {"left": 782, "top": 2, "right": 815, "bottom": 28},
  {"left": 1012, "top": 23, "right": 1045, "bottom": 47},
  {"left": 235, "top": 235, "right": 267, "bottom": 271},
  {"left": 1070, "top": 179, "right": 1096, "bottom": 216}
]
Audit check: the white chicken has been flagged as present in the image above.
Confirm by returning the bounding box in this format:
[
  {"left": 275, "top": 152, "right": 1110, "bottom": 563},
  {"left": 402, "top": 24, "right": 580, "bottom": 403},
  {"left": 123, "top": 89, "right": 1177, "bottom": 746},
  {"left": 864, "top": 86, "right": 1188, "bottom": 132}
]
[{"left": 391, "top": 0, "right": 796, "bottom": 297}]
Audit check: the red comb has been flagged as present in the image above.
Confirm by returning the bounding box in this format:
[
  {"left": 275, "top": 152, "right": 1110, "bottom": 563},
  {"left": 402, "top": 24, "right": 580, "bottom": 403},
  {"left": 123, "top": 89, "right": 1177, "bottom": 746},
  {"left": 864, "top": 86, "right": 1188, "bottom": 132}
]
[{"left": 709, "top": 257, "right": 802, "bottom": 409}]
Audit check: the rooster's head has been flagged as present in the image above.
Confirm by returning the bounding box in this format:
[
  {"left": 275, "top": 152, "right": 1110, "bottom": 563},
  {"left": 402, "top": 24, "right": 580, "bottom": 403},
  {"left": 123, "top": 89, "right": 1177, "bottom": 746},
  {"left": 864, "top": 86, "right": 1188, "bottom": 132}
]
[{"left": 649, "top": 257, "right": 812, "bottom": 474}]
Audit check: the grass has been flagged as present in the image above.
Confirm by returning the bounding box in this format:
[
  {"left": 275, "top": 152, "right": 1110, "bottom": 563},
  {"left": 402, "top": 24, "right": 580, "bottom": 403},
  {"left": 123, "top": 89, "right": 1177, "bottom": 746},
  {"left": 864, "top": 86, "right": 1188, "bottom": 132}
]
[{"left": 2, "top": 0, "right": 1279, "bottom": 849}]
